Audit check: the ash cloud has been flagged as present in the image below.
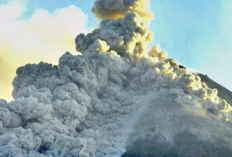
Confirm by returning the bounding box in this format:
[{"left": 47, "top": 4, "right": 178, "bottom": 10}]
[
  {"left": 92, "top": 0, "right": 154, "bottom": 22},
  {"left": 1, "top": 0, "right": 232, "bottom": 157},
  {"left": 75, "top": 12, "right": 153, "bottom": 57}
]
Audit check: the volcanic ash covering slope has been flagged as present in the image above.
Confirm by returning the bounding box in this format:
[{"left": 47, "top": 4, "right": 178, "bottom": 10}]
[{"left": 1, "top": 0, "right": 232, "bottom": 157}]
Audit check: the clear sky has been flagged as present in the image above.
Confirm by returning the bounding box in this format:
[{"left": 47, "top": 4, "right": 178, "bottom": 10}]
[{"left": 0, "top": 0, "right": 232, "bottom": 100}]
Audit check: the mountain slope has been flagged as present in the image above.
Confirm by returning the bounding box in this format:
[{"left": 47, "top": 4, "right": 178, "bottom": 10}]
[
  {"left": 179, "top": 65, "right": 232, "bottom": 105},
  {"left": 121, "top": 83, "right": 232, "bottom": 157},
  {"left": 198, "top": 74, "right": 232, "bottom": 105}
]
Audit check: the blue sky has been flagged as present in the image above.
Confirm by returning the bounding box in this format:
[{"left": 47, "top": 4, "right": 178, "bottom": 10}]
[
  {"left": 0, "top": 0, "right": 232, "bottom": 100},
  {"left": 13, "top": 0, "right": 98, "bottom": 25},
  {"left": 150, "top": 0, "right": 232, "bottom": 91}
]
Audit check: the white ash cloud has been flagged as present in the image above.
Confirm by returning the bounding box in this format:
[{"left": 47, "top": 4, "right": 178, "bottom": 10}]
[{"left": 1, "top": 0, "right": 232, "bottom": 157}]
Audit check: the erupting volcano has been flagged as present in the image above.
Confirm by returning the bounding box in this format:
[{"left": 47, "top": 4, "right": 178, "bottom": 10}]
[{"left": 1, "top": 0, "right": 232, "bottom": 157}]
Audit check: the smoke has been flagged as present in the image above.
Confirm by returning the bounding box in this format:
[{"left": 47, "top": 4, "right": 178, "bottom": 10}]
[
  {"left": 1, "top": 0, "right": 232, "bottom": 157},
  {"left": 92, "top": 0, "right": 154, "bottom": 22},
  {"left": 75, "top": 12, "right": 153, "bottom": 57},
  {"left": 0, "top": 0, "right": 88, "bottom": 101}
]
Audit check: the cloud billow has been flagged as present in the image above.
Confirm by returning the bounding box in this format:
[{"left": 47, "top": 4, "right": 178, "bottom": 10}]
[{"left": 1, "top": 0, "right": 232, "bottom": 157}]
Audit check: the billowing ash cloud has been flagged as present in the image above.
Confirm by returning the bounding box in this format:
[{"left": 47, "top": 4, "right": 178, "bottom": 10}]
[
  {"left": 92, "top": 0, "right": 154, "bottom": 22},
  {"left": 1, "top": 0, "right": 232, "bottom": 157},
  {"left": 75, "top": 12, "right": 153, "bottom": 57}
]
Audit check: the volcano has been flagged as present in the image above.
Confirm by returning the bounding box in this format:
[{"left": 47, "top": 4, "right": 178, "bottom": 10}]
[{"left": 1, "top": 0, "right": 232, "bottom": 157}]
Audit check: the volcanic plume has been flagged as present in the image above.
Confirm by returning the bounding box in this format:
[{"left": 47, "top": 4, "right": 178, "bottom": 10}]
[{"left": 1, "top": 0, "right": 232, "bottom": 157}]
